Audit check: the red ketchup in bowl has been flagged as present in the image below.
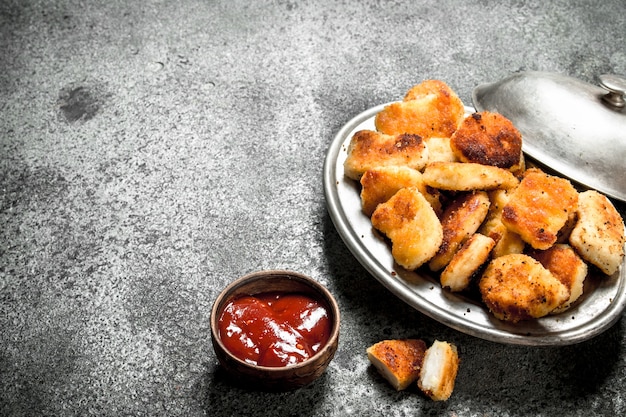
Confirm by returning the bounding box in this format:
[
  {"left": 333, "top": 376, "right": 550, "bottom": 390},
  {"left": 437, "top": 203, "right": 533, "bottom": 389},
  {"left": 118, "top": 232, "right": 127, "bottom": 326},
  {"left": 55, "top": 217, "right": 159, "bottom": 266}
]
[{"left": 218, "top": 292, "right": 332, "bottom": 367}]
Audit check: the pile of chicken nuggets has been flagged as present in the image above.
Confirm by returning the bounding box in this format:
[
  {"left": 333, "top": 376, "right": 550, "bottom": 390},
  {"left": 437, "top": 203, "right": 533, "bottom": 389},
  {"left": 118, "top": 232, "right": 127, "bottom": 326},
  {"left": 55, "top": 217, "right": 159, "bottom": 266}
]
[{"left": 345, "top": 80, "right": 626, "bottom": 323}]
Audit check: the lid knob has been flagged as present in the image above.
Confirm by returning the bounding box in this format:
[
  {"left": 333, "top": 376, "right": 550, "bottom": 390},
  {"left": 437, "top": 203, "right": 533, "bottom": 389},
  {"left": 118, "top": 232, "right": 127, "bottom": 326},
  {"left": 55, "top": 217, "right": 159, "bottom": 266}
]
[{"left": 598, "top": 74, "right": 626, "bottom": 109}]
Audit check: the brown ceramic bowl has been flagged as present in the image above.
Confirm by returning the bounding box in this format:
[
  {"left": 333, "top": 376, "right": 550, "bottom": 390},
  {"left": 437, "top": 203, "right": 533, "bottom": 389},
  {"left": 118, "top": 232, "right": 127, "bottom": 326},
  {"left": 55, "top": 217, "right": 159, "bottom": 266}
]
[{"left": 210, "top": 270, "right": 340, "bottom": 391}]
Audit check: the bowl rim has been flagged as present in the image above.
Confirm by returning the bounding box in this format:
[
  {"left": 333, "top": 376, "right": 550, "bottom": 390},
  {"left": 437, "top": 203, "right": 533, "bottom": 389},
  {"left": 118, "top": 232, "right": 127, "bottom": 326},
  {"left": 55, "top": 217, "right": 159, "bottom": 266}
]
[{"left": 210, "top": 269, "right": 341, "bottom": 372}]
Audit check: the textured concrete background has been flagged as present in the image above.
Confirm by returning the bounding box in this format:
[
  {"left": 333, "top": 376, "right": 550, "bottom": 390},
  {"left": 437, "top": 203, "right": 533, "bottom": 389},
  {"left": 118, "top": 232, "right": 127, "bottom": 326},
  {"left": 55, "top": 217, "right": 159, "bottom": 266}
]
[{"left": 1, "top": 0, "right": 625, "bottom": 416}]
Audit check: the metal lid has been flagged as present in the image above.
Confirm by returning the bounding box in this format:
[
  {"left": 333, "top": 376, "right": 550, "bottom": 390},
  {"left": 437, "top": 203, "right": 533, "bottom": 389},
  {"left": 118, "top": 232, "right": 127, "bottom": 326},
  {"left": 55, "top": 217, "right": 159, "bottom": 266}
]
[{"left": 472, "top": 71, "right": 626, "bottom": 202}]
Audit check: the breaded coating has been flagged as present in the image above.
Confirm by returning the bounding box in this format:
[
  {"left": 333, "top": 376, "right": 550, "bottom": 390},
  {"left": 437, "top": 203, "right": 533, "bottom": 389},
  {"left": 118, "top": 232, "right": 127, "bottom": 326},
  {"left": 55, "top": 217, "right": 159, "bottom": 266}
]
[
  {"left": 528, "top": 244, "right": 588, "bottom": 313},
  {"left": 371, "top": 187, "right": 443, "bottom": 270},
  {"left": 375, "top": 80, "right": 465, "bottom": 138},
  {"left": 367, "top": 339, "right": 427, "bottom": 391},
  {"left": 422, "top": 161, "right": 519, "bottom": 191},
  {"left": 440, "top": 233, "right": 495, "bottom": 292},
  {"left": 418, "top": 340, "right": 460, "bottom": 402},
  {"left": 479, "top": 254, "right": 570, "bottom": 322},
  {"left": 569, "top": 190, "right": 625, "bottom": 276},
  {"left": 424, "top": 136, "right": 459, "bottom": 163},
  {"left": 429, "top": 191, "right": 491, "bottom": 271},
  {"left": 501, "top": 168, "right": 579, "bottom": 250},
  {"left": 479, "top": 189, "right": 526, "bottom": 257},
  {"left": 360, "top": 166, "right": 442, "bottom": 217},
  {"left": 450, "top": 111, "right": 524, "bottom": 174},
  {"left": 344, "top": 130, "right": 428, "bottom": 180}
]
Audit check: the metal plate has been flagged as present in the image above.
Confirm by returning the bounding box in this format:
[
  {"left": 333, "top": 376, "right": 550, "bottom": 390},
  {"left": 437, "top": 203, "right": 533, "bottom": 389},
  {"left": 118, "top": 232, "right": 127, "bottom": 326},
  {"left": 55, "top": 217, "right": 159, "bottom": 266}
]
[{"left": 323, "top": 103, "right": 626, "bottom": 346}]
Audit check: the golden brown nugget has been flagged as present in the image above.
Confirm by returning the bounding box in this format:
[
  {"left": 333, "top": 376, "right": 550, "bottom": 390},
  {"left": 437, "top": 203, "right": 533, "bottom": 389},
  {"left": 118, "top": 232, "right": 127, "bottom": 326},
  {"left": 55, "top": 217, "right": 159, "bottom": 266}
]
[
  {"left": 375, "top": 80, "right": 465, "bottom": 138},
  {"left": 501, "top": 168, "right": 578, "bottom": 250},
  {"left": 569, "top": 190, "right": 625, "bottom": 275},
  {"left": 440, "top": 233, "right": 495, "bottom": 292},
  {"left": 418, "top": 340, "right": 460, "bottom": 402},
  {"left": 429, "top": 191, "right": 491, "bottom": 271},
  {"left": 344, "top": 130, "right": 428, "bottom": 180},
  {"left": 422, "top": 161, "right": 519, "bottom": 191},
  {"left": 528, "top": 244, "right": 588, "bottom": 313},
  {"left": 371, "top": 187, "right": 443, "bottom": 270},
  {"left": 360, "top": 166, "right": 442, "bottom": 217},
  {"left": 367, "top": 339, "right": 427, "bottom": 391},
  {"left": 450, "top": 111, "right": 523, "bottom": 173},
  {"left": 479, "top": 254, "right": 570, "bottom": 322}
]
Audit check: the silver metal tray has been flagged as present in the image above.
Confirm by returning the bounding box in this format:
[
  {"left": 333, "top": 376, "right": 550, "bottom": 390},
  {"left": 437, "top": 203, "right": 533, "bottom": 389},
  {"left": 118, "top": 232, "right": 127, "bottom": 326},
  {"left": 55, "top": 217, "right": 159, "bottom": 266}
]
[{"left": 323, "top": 103, "right": 626, "bottom": 346}]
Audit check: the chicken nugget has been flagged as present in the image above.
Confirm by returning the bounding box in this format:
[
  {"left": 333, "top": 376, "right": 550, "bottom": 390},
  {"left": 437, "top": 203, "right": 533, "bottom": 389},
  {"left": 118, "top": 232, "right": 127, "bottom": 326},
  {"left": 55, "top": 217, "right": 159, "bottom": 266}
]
[
  {"left": 450, "top": 111, "right": 523, "bottom": 174},
  {"left": 569, "top": 190, "right": 625, "bottom": 276},
  {"left": 360, "top": 166, "right": 442, "bottom": 217},
  {"left": 371, "top": 187, "right": 443, "bottom": 270},
  {"left": 479, "top": 189, "right": 526, "bottom": 257},
  {"left": 344, "top": 130, "right": 428, "bottom": 180},
  {"left": 501, "top": 168, "right": 578, "bottom": 250},
  {"left": 429, "top": 191, "right": 491, "bottom": 271},
  {"left": 528, "top": 244, "right": 588, "bottom": 313},
  {"left": 440, "top": 233, "right": 495, "bottom": 292},
  {"left": 367, "top": 339, "right": 427, "bottom": 391},
  {"left": 479, "top": 254, "right": 570, "bottom": 322},
  {"left": 418, "top": 340, "right": 460, "bottom": 402},
  {"left": 375, "top": 80, "right": 465, "bottom": 138},
  {"left": 422, "top": 161, "right": 519, "bottom": 191}
]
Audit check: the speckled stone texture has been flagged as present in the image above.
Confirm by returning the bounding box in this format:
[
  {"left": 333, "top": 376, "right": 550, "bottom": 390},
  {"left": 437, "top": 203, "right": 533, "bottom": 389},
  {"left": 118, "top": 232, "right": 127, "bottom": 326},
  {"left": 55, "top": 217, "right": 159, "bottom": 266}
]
[{"left": 1, "top": 0, "right": 625, "bottom": 416}]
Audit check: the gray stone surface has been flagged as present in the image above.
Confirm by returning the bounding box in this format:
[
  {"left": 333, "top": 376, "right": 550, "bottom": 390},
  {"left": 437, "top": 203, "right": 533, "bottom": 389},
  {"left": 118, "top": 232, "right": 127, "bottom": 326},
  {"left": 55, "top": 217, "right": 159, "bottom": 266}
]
[{"left": 1, "top": 0, "right": 625, "bottom": 416}]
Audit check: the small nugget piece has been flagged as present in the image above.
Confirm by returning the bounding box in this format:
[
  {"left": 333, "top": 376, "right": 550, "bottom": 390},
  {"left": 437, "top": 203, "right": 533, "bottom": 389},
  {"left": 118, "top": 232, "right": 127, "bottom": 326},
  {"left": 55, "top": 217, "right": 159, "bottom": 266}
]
[
  {"left": 371, "top": 187, "right": 443, "bottom": 270},
  {"left": 429, "top": 191, "right": 491, "bottom": 271},
  {"left": 502, "top": 168, "right": 578, "bottom": 250},
  {"left": 418, "top": 340, "right": 460, "bottom": 402},
  {"left": 367, "top": 339, "right": 427, "bottom": 391},
  {"left": 375, "top": 80, "right": 465, "bottom": 138},
  {"left": 528, "top": 244, "right": 588, "bottom": 313},
  {"left": 450, "top": 111, "right": 523, "bottom": 174},
  {"left": 479, "top": 189, "right": 526, "bottom": 257},
  {"left": 440, "top": 233, "right": 495, "bottom": 292},
  {"left": 422, "top": 161, "right": 519, "bottom": 191},
  {"left": 569, "top": 190, "right": 625, "bottom": 275},
  {"left": 360, "top": 166, "right": 441, "bottom": 217},
  {"left": 479, "top": 254, "right": 570, "bottom": 322},
  {"left": 344, "top": 130, "right": 428, "bottom": 180}
]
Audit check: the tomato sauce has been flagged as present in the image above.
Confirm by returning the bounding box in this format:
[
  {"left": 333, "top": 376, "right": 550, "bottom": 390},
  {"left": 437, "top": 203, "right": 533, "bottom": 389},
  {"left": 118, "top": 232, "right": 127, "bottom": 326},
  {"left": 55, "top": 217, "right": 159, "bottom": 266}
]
[{"left": 218, "top": 292, "right": 332, "bottom": 367}]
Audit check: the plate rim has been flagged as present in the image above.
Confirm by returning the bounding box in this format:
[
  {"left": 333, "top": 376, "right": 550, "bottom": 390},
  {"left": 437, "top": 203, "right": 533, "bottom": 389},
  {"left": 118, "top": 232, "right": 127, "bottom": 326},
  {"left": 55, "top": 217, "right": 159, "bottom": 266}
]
[{"left": 323, "top": 103, "right": 626, "bottom": 346}]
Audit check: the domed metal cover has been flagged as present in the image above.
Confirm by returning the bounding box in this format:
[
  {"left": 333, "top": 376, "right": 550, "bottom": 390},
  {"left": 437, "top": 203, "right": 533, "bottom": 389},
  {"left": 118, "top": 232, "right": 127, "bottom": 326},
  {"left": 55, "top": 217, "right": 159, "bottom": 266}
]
[{"left": 473, "top": 71, "right": 626, "bottom": 202}]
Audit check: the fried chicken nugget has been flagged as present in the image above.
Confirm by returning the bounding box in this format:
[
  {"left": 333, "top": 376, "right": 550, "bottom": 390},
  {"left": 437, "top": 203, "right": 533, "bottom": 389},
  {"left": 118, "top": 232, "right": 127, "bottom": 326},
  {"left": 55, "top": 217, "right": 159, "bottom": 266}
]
[
  {"left": 429, "top": 191, "right": 491, "bottom": 272},
  {"left": 367, "top": 339, "right": 427, "bottom": 391},
  {"left": 501, "top": 168, "right": 578, "bottom": 250},
  {"left": 528, "top": 244, "right": 588, "bottom": 313},
  {"left": 479, "top": 189, "right": 526, "bottom": 258},
  {"left": 422, "top": 161, "right": 519, "bottom": 191},
  {"left": 375, "top": 80, "right": 465, "bottom": 139},
  {"left": 479, "top": 254, "right": 570, "bottom": 322},
  {"left": 569, "top": 190, "right": 625, "bottom": 276},
  {"left": 371, "top": 187, "right": 443, "bottom": 270},
  {"left": 360, "top": 166, "right": 442, "bottom": 217},
  {"left": 450, "top": 111, "right": 524, "bottom": 174},
  {"left": 418, "top": 340, "right": 460, "bottom": 402},
  {"left": 343, "top": 130, "right": 428, "bottom": 180},
  {"left": 440, "top": 233, "right": 495, "bottom": 292}
]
